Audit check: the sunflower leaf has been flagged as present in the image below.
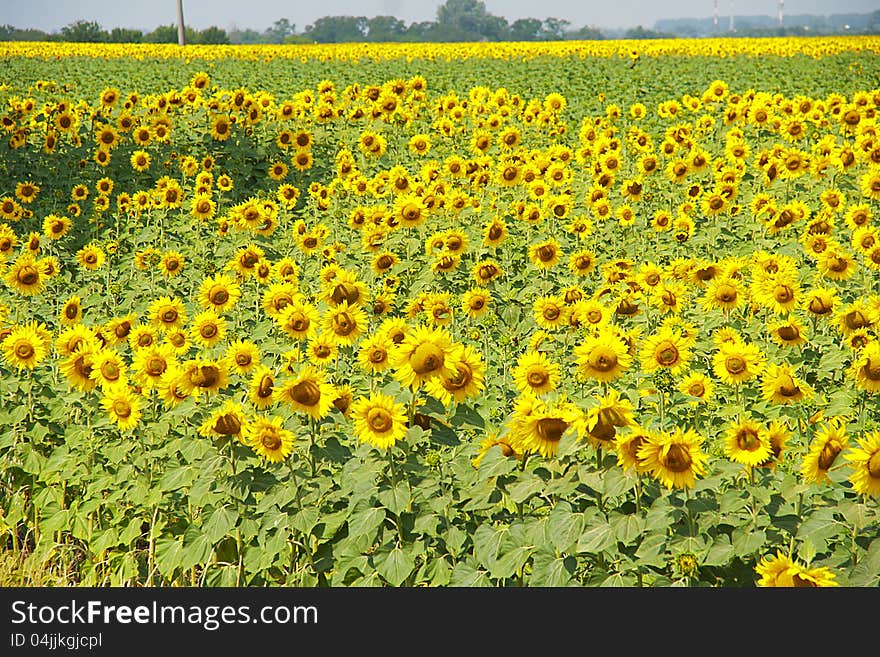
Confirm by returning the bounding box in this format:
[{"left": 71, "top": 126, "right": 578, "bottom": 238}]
[{"left": 377, "top": 546, "right": 414, "bottom": 587}]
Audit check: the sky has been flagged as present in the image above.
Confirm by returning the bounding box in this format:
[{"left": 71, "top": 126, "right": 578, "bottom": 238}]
[{"left": 2, "top": 0, "right": 878, "bottom": 33}]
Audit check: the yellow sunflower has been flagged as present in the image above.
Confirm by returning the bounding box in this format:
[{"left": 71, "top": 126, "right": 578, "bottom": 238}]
[
  {"left": 351, "top": 392, "right": 408, "bottom": 450},
  {"left": 844, "top": 431, "right": 880, "bottom": 498},
  {"left": 274, "top": 365, "right": 337, "bottom": 420},
  {"left": 801, "top": 420, "right": 849, "bottom": 485},
  {"left": 573, "top": 328, "right": 632, "bottom": 383},
  {"left": 245, "top": 415, "right": 295, "bottom": 463},
  {"left": 638, "top": 427, "right": 709, "bottom": 490}
]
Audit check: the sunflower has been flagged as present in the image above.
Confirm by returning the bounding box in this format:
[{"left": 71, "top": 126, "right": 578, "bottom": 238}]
[
  {"left": 844, "top": 431, "right": 880, "bottom": 498},
  {"left": 323, "top": 301, "right": 368, "bottom": 346},
  {"left": 756, "top": 551, "right": 839, "bottom": 587},
  {"left": 583, "top": 388, "right": 635, "bottom": 450},
  {"left": 245, "top": 415, "right": 295, "bottom": 463},
  {"left": 851, "top": 341, "right": 880, "bottom": 393},
  {"left": 390, "top": 324, "right": 460, "bottom": 390},
  {"left": 768, "top": 316, "right": 808, "bottom": 348},
  {"left": 712, "top": 340, "right": 766, "bottom": 386},
  {"left": 248, "top": 365, "right": 277, "bottom": 410},
  {"left": 639, "top": 327, "right": 692, "bottom": 376},
  {"left": 678, "top": 371, "right": 715, "bottom": 403},
  {"left": 573, "top": 329, "right": 632, "bottom": 383},
  {"left": 532, "top": 294, "right": 568, "bottom": 331},
  {"left": 89, "top": 348, "right": 128, "bottom": 390},
  {"left": 511, "top": 350, "right": 560, "bottom": 396},
  {"left": 471, "top": 259, "right": 503, "bottom": 286},
  {"left": 274, "top": 365, "right": 337, "bottom": 420},
  {"left": 614, "top": 426, "right": 654, "bottom": 474},
  {"left": 178, "top": 357, "right": 231, "bottom": 398},
  {"left": 509, "top": 395, "right": 583, "bottom": 459},
  {"left": 357, "top": 333, "right": 394, "bottom": 374},
  {"left": 350, "top": 392, "right": 408, "bottom": 451},
  {"left": 148, "top": 296, "right": 187, "bottom": 332},
  {"left": 196, "top": 401, "right": 248, "bottom": 443},
  {"left": 701, "top": 276, "right": 746, "bottom": 312},
  {"left": 131, "top": 344, "right": 177, "bottom": 390},
  {"left": 210, "top": 114, "right": 232, "bottom": 141},
  {"left": 638, "top": 427, "right": 709, "bottom": 490},
  {"left": 801, "top": 420, "right": 849, "bottom": 485},
  {"left": 760, "top": 363, "right": 813, "bottom": 405},
  {"left": 322, "top": 269, "right": 369, "bottom": 308},
  {"left": 461, "top": 289, "right": 491, "bottom": 319},
  {"left": 528, "top": 238, "right": 562, "bottom": 270},
  {"left": 42, "top": 214, "right": 71, "bottom": 240},
  {"left": 1, "top": 323, "right": 49, "bottom": 370},
  {"left": 59, "top": 344, "right": 98, "bottom": 392},
  {"left": 425, "top": 344, "right": 486, "bottom": 406},
  {"left": 472, "top": 432, "right": 524, "bottom": 467},
  {"left": 190, "top": 310, "right": 226, "bottom": 349},
  {"left": 76, "top": 243, "right": 105, "bottom": 271},
  {"left": 305, "top": 332, "right": 339, "bottom": 368},
  {"left": 723, "top": 417, "right": 773, "bottom": 469},
  {"left": 99, "top": 382, "right": 142, "bottom": 431},
  {"left": 275, "top": 299, "right": 319, "bottom": 342},
  {"left": 4, "top": 253, "right": 45, "bottom": 296},
  {"left": 225, "top": 339, "right": 260, "bottom": 376}
]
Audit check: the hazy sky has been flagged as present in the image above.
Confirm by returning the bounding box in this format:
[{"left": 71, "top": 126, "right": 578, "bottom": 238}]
[{"left": 3, "top": 0, "right": 878, "bottom": 33}]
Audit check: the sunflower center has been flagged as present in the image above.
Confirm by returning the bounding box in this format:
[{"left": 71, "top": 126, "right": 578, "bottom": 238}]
[
  {"left": 367, "top": 408, "right": 393, "bottom": 433},
  {"left": 527, "top": 369, "right": 549, "bottom": 387},
  {"left": 444, "top": 364, "right": 472, "bottom": 390},
  {"left": 257, "top": 374, "right": 273, "bottom": 398},
  {"left": 192, "top": 365, "right": 220, "bottom": 388},
  {"left": 288, "top": 380, "right": 320, "bottom": 406},
  {"left": 369, "top": 348, "right": 387, "bottom": 364},
  {"left": 146, "top": 357, "right": 166, "bottom": 376},
  {"left": 536, "top": 417, "right": 568, "bottom": 443},
  {"left": 861, "top": 357, "right": 880, "bottom": 381},
  {"left": 411, "top": 343, "right": 444, "bottom": 375},
  {"left": 777, "top": 326, "right": 799, "bottom": 341},
  {"left": 331, "top": 282, "right": 361, "bottom": 306},
  {"left": 289, "top": 312, "right": 310, "bottom": 333},
  {"left": 717, "top": 284, "right": 737, "bottom": 302},
  {"left": 808, "top": 297, "right": 832, "bottom": 314},
  {"left": 15, "top": 342, "right": 35, "bottom": 359},
  {"left": 589, "top": 347, "right": 618, "bottom": 372},
  {"left": 332, "top": 312, "right": 355, "bottom": 336},
  {"left": 818, "top": 442, "right": 842, "bottom": 471},
  {"left": 844, "top": 311, "right": 868, "bottom": 331},
  {"left": 235, "top": 353, "right": 252, "bottom": 367},
  {"left": 778, "top": 374, "right": 800, "bottom": 397},
  {"left": 656, "top": 341, "right": 679, "bottom": 366},
  {"left": 64, "top": 304, "right": 79, "bottom": 320},
  {"left": 488, "top": 225, "right": 503, "bottom": 240},
  {"left": 725, "top": 356, "right": 746, "bottom": 375},
  {"left": 774, "top": 285, "right": 794, "bottom": 303},
  {"left": 209, "top": 286, "right": 229, "bottom": 305},
  {"left": 688, "top": 382, "right": 705, "bottom": 396},
  {"left": 589, "top": 417, "right": 616, "bottom": 442},
  {"left": 261, "top": 431, "right": 282, "bottom": 451},
  {"left": 662, "top": 444, "right": 693, "bottom": 473},
  {"left": 18, "top": 266, "right": 39, "bottom": 286},
  {"left": 201, "top": 323, "right": 218, "bottom": 339},
  {"left": 543, "top": 305, "right": 561, "bottom": 321},
  {"left": 111, "top": 400, "right": 131, "bottom": 419},
  {"left": 214, "top": 413, "right": 241, "bottom": 435},
  {"left": 536, "top": 245, "right": 556, "bottom": 262},
  {"left": 867, "top": 451, "right": 880, "bottom": 479},
  {"left": 101, "top": 361, "right": 120, "bottom": 381},
  {"left": 737, "top": 428, "right": 761, "bottom": 451},
  {"left": 161, "top": 309, "right": 178, "bottom": 324}
]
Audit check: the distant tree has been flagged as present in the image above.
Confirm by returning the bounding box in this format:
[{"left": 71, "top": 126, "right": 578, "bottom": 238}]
[
  {"left": 540, "top": 18, "right": 570, "bottom": 40},
  {"left": 108, "top": 27, "right": 143, "bottom": 43},
  {"left": 0, "top": 24, "right": 52, "bottom": 41},
  {"left": 624, "top": 25, "right": 672, "bottom": 39},
  {"left": 509, "top": 18, "right": 543, "bottom": 41},
  {"left": 565, "top": 25, "right": 605, "bottom": 40},
  {"left": 264, "top": 18, "right": 296, "bottom": 43},
  {"left": 303, "top": 16, "right": 368, "bottom": 43},
  {"left": 60, "top": 20, "right": 108, "bottom": 42},
  {"left": 144, "top": 24, "right": 180, "bottom": 43},
  {"left": 435, "top": 0, "right": 508, "bottom": 41},
  {"left": 366, "top": 16, "right": 407, "bottom": 42},
  {"left": 228, "top": 27, "right": 264, "bottom": 44},
  {"left": 197, "top": 26, "right": 229, "bottom": 44}
]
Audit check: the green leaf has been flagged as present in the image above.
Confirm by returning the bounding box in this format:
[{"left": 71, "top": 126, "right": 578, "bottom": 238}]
[
  {"left": 348, "top": 507, "right": 385, "bottom": 539},
  {"left": 610, "top": 513, "right": 645, "bottom": 546},
  {"left": 635, "top": 533, "right": 668, "bottom": 568},
  {"left": 798, "top": 537, "right": 817, "bottom": 565},
  {"left": 203, "top": 506, "right": 238, "bottom": 543},
  {"left": 475, "top": 446, "right": 516, "bottom": 479},
  {"left": 577, "top": 522, "right": 615, "bottom": 554},
  {"left": 548, "top": 503, "right": 583, "bottom": 552},
  {"left": 159, "top": 465, "right": 194, "bottom": 492},
  {"left": 181, "top": 532, "right": 214, "bottom": 571},
  {"left": 731, "top": 528, "right": 766, "bottom": 557},
  {"left": 507, "top": 472, "right": 544, "bottom": 504},
  {"left": 602, "top": 468, "right": 634, "bottom": 497},
  {"left": 473, "top": 524, "right": 503, "bottom": 570},
  {"left": 377, "top": 547, "right": 414, "bottom": 587},
  {"left": 155, "top": 538, "right": 184, "bottom": 578},
  {"left": 449, "top": 560, "right": 490, "bottom": 587},
  {"left": 703, "top": 536, "right": 735, "bottom": 567},
  {"left": 378, "top": 483, "right": 411, "bottom": 516},
  {"left": 529, "top": 552, "right": 576, "bottom": 587},
  {"left": 450, "top": 403, "right": 485, "bottom": 429}
]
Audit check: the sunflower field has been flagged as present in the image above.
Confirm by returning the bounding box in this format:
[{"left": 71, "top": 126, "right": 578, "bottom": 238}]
[{"left": 2, "top": 36, "right": 880, "bottom": 588}]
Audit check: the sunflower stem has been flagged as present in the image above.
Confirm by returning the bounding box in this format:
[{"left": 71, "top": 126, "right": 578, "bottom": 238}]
[{"left": 288, "top": 458, "right": 318, "bottom": 579}]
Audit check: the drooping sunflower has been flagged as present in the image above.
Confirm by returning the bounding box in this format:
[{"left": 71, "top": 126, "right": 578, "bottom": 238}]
[
  {"left": 844, "top": 431, "right": 880, "bottom": 498},
  {"left": 583, "top": 388, "right": 635, "bottom": 450},
  {"left": 178, "top": 357, "right": 231, "bottom": 398},
  {"left": 274, "top": 364, "right": 337, "bottom": 420},
  {"left": 197, "top": 401, "right": 248, "bottom": 443},
  {"left": 472, "top": 432, "right": 524, "bottom": 468},
  {"left": 245, "top": 414, "right": 295, "bottom": 463},
  {"left": 101, "top": 382, "right": 142, "bottom": 431},
  {"left": 508, "top": 395, "right": 583, "bottom": 459},
  {"left": 768, "top": 315, "right": 808, "bottom": 348},
  {"left": 638, "top": 427, "right": 709, "bottom": 490},
  {"left": 614, "top": 426, "right": 654, "bottom": 474},
  {"left": 351, "top": 392, "right": 408, "bottom": 451},
  {"left": 760, "top": 362, "right": 813, "bottom": 405},
  {"left": 248, "top": 365, "right": 277, "bottom": 410},
  {"left": 573, "top": 328, "right": 632, "bottom": 383},
  {"left": 801, "top": 419, "right": 849, "bottom": 485},
  {"left": 59, "top": 343, "right": 98, "bottom": 393},
  {"left": 851, "top": 341, "right": 880, "bottom": 393}
]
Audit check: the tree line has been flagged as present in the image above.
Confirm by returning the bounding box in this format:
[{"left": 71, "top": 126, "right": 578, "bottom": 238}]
[{"left": 2, "top": 0, "right": 878, "bottom": 44}]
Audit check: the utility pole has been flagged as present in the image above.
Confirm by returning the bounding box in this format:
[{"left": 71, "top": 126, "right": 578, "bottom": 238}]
[
  {"left": 713, "top": 0, "right": 718, "bottom": 35},
  {"left": 778, "top": 0, "right": 784, "bottom": 29},
  {"left": 177, "top": 0, "right": 186, "bottom": 46},
  {"left": 729, "top": 0, "right": 734, "bottom": 32}
]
